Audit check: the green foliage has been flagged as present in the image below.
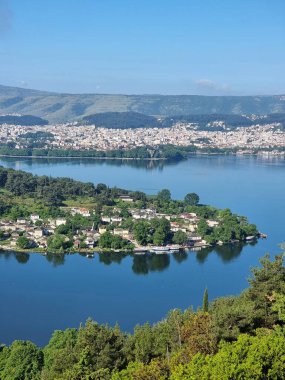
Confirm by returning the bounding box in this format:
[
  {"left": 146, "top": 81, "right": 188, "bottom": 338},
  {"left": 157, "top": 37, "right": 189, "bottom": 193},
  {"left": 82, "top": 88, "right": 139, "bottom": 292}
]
[
  {"left": 98, "top": 232, "right": 130, "bottom": 250},
  {"left": 16, "top": 236, "right": 32, "bottom": 249},
  {"left": 0, "top": 341, "right": 43, "bottom": 380},
  {"left": 210, "top": 294, "right": 255, "bottom": 341},
  {"left": 271, "top": 292, "right": 285, "bottom": 322},
  {"left": 202, "top": 288, "right": 209, "bottom": 312},
  {"left": 171, "top": 328, "right": 285, "bottom": 380},
  {"left": 47, "top": 234, "right": 72, "bottom": 252},
  {"left": 157, "top": 189, "right": 172, "bottom": 202},
  {"left": 184, "top": 193, "right": 199, "bottom": 206},
  {"left": 133, "top": 220, "right": 150, "bottom": 245},
  {"left": 172, "top": 231, "right": 188, "bottom": 245},
  {"left": 246, "top": 253, "right": 285, "bottom": 327},
  {"left": 82, "top": 111, "right": 161, "bottom": 129}
]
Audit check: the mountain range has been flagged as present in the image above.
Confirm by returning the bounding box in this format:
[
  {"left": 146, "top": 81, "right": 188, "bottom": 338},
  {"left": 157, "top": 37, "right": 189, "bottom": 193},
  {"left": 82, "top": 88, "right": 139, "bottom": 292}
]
[{"left": 0, "top": 84, "right": 285, "bottom": 123}]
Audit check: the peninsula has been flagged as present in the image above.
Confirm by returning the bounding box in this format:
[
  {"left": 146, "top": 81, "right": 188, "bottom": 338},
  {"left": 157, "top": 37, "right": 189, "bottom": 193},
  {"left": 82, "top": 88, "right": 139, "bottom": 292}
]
[{"left": 0, "top": 166, "right": 259, "bottom": 254}]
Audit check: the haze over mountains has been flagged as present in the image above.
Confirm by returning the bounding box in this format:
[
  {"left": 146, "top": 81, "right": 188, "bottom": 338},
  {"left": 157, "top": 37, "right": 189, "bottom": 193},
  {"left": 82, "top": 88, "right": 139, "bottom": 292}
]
[{"left": 0, "top": 84, "right": 285, "bottom": 124}]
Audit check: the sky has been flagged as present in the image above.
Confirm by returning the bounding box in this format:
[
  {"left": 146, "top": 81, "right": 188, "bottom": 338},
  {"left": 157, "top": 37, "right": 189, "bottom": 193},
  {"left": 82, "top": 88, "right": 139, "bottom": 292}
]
[{"left": 0, "top": 0, "right": 284, "bottom": 95}]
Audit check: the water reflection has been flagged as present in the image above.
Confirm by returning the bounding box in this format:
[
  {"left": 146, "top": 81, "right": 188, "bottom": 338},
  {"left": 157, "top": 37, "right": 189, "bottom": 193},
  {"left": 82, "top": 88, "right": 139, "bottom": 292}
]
[
  {"left": 15, "top": 252, "right": 30, "bottom": 264},
  {"left": 0, "top": 156, "right": 181, "bottom": 171},
  {"left": 0, "top": 243, "right": 252, "bottom": 272},
  {"left": 45, "top": 252, "right": 66, "bottom": 267}
]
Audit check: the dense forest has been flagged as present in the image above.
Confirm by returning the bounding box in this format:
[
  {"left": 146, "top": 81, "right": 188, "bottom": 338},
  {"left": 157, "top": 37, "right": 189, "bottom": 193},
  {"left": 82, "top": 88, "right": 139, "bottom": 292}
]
[
  {"left": 0, "top": 254, "right": 284, "bottom": 379},
  {"left": 81, "top": 112, "right": 285, "bottom": 130},
  {"left": 82, "top": 112, "right": 161, "bottom": 129},
  {"left": 161, "top": 113, "right": 285, "bottom": 130},
  {"left": 0, "top": 115, "right": 48, "bottom": 126}
]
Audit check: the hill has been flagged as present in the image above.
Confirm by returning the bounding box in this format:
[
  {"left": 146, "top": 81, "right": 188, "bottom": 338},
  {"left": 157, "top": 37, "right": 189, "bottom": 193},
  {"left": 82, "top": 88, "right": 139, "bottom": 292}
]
[
  {"left": 82, "top": 111, "right": 160, "bottom": 128},
  {"left": 1, "top": 84, "right": 285, "bottom": 123},
  {"left": 0, "top": 115, "right": 48, "bottom": 126}
]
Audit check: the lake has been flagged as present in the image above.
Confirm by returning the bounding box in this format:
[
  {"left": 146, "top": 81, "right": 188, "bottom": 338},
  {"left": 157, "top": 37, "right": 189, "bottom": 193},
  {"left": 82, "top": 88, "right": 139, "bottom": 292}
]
[{"left": 0, "top": 155, "right": 284, "bottom": 345}]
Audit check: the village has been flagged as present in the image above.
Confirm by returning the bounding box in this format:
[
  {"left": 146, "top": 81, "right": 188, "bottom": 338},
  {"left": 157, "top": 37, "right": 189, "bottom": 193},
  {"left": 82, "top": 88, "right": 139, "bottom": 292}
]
[{"left": 0, "top": 194, "right": 228, "bottom": 254}]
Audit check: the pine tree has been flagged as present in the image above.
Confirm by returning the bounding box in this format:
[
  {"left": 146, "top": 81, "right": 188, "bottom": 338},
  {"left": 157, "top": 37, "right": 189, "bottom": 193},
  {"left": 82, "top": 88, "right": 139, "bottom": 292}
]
[{"left": 203, "top": 287, "right": 209, "bottom": 312}]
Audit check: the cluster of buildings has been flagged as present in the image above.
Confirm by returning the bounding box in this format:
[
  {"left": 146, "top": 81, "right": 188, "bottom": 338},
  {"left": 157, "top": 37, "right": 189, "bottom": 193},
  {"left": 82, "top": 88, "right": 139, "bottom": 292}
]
[
  {"left": 0, "top": 203, "right": 220, "bottom": 252},
  {"left": 0, "top": 120, "right": 285, "bottom": 153}
]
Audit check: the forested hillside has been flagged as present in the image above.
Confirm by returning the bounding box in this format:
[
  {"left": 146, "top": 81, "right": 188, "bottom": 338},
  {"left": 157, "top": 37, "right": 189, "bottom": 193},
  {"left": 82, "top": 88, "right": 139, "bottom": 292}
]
[{"left": 0, "top": 115, "right": 48, "bottom": 126}]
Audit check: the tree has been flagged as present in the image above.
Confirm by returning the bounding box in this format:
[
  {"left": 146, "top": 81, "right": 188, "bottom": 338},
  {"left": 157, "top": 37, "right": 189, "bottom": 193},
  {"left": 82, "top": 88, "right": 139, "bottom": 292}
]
[
  {"left": 153, "top": 228, "right": 167, "bottom": 246},
  {"left": 184, "top": 193, "right": 199, "bottom": 206},
  {"left": 157, "top": 189, "right": 171, "bottom": 202},
  {"left": 0, "top": 341, "right": 43, "bottom": 380},
  {"left": 133, "top": 220, "right": 150, "bottom": 246},
  {"left": 246, "top": 254, "right": 285, "bottom": 328},
  {"left": 47, "top": 234, "right": 72, "bottom": 251},
  {"left": 172, "top": 231, "right": 188, "bottom": 245},
  {"left": 202, "top": 288, "right": 209, "bottom": 312},
  {"left": 210, "top": 294, "right": 255, "bottom": 341},
  {"left": 16, "top": 236, "right": 32, "bottom": 249},
  {"left": 197, "top": 219, "right": 211, "bottom": 237},
  {"left": 98, "top": 232, "right": 113, "bottom": 248}
]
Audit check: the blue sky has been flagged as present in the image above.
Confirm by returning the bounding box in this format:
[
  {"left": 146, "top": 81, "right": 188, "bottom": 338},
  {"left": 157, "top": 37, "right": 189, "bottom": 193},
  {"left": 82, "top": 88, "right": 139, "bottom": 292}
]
[{"left": 0, "top": 0, "right": 284, "bottom": 95}]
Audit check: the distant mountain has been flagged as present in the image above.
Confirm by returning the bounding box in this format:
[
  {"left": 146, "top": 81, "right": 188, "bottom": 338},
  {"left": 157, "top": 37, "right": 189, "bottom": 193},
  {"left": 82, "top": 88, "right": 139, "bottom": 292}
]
[
  {"left": 0, "top": 115, "right": 48, "bottom": 126},
  {"left": 0, "top": 84, "right": 285, "bottom": 123}
]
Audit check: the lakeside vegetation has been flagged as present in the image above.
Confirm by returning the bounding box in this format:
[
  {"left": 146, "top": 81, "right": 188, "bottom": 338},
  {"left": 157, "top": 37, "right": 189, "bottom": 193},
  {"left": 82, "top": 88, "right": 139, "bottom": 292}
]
[
  {"left": 1, "top": 142, "right": 282, "bottom": 162},
  {"left": 0, "top": 166, "right": 258, "bottom": 254},
  {"left": 0, "top": 253, "right": 284, "bottom": 379}
]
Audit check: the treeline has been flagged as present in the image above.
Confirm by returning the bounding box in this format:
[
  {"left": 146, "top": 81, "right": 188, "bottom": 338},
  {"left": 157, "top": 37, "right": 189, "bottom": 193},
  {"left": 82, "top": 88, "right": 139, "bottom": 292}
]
[
  {"left": 0, "top": 254, "right": 284, "bottom": 379},
  {"left": 0, "top": 144, "right": 192, "bottom": 160},
  {"left": 0, "top": 143, "right": 246, "bottom": 160},
  {"left": 0, "top": 115, "right": 48, "bottom": 126},
  {"left": 0, "top": 166, "right": 97, "bottom": 207}
]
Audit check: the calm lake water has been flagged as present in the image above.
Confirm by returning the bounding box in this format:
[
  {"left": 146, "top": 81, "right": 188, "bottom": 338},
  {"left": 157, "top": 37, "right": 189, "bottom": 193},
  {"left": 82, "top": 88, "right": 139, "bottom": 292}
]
[{"left": 0, "top": 155, "right": 284, "bottom": 345}]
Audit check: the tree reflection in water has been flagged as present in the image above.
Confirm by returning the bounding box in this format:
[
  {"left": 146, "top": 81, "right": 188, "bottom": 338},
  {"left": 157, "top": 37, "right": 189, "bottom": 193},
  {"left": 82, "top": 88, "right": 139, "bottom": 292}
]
[
  {"left": 15, "top": 252, "right": 30, "bottom": 264},
  {"left": 45, "top": 252, "right": 65, "bottom": 267},
  {"left": 0, "top": 242, "right": 252, "bottom": 272}
]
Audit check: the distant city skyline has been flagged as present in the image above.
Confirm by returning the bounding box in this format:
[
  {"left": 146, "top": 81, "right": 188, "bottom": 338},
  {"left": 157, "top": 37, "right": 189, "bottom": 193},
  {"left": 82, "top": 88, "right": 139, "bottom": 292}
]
[{"left": 0, "top": 0, "right": 284, "bottom": 95}]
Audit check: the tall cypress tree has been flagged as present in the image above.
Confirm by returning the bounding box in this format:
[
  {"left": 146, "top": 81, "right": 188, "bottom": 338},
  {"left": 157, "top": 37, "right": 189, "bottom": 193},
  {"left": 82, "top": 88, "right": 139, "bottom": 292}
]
[{"left": 203, "top": 287, "right": 209, "bottom": 312}]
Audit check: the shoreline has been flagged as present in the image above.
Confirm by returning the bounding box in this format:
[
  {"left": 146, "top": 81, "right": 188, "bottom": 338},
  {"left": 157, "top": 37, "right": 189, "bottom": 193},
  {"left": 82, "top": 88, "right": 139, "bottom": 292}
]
[
  {"left": 0, "top": 154, "right": 167, "bottom": 161},
  {"left": 0, "top": 237, "right": 259, "bottom": 256},
  {"left": 0, "top": 151, "right": 284, "bottom": 161}
]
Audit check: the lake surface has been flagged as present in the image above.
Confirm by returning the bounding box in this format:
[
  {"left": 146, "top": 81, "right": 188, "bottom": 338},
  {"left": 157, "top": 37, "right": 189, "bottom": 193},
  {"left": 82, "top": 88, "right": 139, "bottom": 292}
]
[{"left": 0, "top": 155, "right": 284, "bottom": 345}]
